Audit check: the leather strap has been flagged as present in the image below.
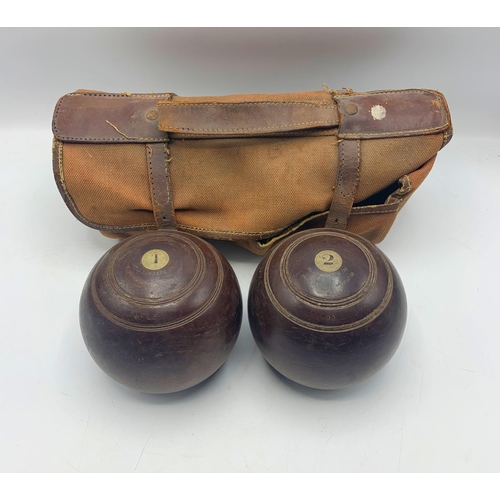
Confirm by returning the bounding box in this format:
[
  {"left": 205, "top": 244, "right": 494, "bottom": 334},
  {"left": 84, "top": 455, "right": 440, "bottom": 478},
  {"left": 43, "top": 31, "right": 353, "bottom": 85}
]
[
  {"left": 147, "top": 143, "right": 176, "bottom": 230},
  {"left": 157, "top": 101, "right": 338, "bottom": 136},
  {"left": 325, "top": 139, "right": 361, "bottom": 229}
]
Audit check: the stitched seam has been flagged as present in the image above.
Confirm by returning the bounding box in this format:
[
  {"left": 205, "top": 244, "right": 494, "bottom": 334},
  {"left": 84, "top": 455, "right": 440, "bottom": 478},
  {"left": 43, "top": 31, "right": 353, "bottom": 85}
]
[
  {"left": 52, "top": 97, "right": 65, "bottom": 135},
  {"left": 67, "top": 93, "right": 174, "bottom": 98},
  {"left": 339, "top": 126, "right": 449, "bottom": 137},
  {"left": 171, "top": 131, "right": 339, "bottom": 139},
  {"left": 159, "top": 141, "right": 175, "bottom": 227},
  {"left": 325, "top": 87, "right": 440, "bottom": 101},
  {"left": 355, "top": 140, "right": 361, "bottom": 197},
  {"left": 54, "top": 133, "right": 339, "bottom": 141},
  {"left": 55, "top": 136, "right": 167, "bottom": 142},
  {"left": 158, "top": 102, "right": 334, "bottom": 108},
  {"left": 163, "top": 142, "right": 176, "bottom": 226},
  {"left": 351, "top": 206, "right": 400, "bottom": 215},
  {"left": 82, "top": 221, "right": 155, "bottom": 230},
  {"left": 96, "top": 223, "right": 155, "bottom": 229},
  {"left": 337, "top": 89, "right": 441, "bottom": 98},
  {"left": 176, "top": 223, "right": 291, "bottom": 237},
  {"left": 57, "top": 140, "right": 67, "bottom": 195},
  {"left": 97, "top": 223, "right": 156, "bottom": 229},
  {"left": 339, "top": 142, "right": 345, "bottom": 198},
  {"left": 148, "top": 145, "right": 160, "bottom": 227},
  {"left": 163, "top": 145, "right": 170, "bottom": 221},
  {"left": 160, "top": 120, "right": 335, "bottom": 133}
]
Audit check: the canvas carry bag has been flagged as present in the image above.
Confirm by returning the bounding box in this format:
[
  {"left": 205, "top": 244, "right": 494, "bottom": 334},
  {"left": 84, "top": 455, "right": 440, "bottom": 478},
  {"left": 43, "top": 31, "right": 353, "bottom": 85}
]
[{"left": 52, "top": 86, "right": 452, "bottom": 254}]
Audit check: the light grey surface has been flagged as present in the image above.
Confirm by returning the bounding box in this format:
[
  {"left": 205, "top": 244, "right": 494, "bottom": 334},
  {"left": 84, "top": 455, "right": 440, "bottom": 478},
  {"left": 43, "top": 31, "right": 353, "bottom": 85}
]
[
  {"left": 1, "top": 28, "right": 499, "bottom": 134},
  {"left": 0, "top": 28, "right": 499, "bottom": 472}
]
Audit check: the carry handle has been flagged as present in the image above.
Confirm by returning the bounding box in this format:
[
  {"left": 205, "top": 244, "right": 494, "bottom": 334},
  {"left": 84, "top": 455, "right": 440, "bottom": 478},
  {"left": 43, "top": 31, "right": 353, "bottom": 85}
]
[{"left": 157, "top": 100, "right": 340, "bottom": 136}]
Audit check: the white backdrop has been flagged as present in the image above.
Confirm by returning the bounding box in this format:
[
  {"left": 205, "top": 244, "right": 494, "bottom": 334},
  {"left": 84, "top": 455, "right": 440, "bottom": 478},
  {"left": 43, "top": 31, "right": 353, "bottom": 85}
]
[{"left": 0, "top": 28, "right": 499, "bottom": 473}]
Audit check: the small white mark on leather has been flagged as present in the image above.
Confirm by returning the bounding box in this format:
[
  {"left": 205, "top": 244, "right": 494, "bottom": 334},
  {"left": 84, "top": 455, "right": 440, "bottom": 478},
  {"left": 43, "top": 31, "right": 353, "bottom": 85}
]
[{"left": 370, "top": 105, "right": 386, "bottom": 120}]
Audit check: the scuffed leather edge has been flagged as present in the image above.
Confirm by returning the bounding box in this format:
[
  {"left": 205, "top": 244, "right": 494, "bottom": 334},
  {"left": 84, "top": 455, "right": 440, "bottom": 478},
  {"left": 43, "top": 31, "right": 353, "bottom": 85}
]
[
  {"left": 53, "top": 88, "right": 452, "bottom": 143},
  {"left": 336, "top": 89, "right": 452, "bottom": 139},
  {"left": 52, "top": 92, "right": 175, "bottom": 143}
]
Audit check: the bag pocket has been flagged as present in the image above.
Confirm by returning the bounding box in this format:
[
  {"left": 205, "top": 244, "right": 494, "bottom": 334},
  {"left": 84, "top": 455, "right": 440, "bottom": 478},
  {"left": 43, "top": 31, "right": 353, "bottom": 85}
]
[{"left": 236, "top": 155, "right": 437, "bottom": 254}]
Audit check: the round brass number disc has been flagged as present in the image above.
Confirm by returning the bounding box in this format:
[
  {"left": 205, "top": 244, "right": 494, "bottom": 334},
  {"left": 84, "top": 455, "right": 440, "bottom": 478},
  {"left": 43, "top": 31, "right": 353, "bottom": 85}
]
[
  {"left": 141, "top": 249, "right": 170, "bottom": 270},
  {"left": 314, "top": 250, "right": 343, "bottom": 272}
]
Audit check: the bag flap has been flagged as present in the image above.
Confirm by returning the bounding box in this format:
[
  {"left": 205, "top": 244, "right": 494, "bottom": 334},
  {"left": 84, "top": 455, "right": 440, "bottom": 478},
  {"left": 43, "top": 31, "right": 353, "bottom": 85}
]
[
  {"left": 52, "top": 88, "right": 451, "bottom": 143},
  {"left": 52, "top": 91, "right": 174, "bottom": 143},
  {"left": 335, "top": 89, "right": 451, "bottom": 138}
]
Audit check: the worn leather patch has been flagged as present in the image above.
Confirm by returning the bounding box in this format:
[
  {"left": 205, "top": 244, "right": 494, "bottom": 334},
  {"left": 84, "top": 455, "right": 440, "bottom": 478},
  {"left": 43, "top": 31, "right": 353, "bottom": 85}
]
[
  {"left": 157, "top": 101, "right": 339, "bottom": 136},
  {"left": 53, "top": 92, "right": 174, "bottom": 143},
  {"left": 337, "top": 89, "right": 450, "bottom": 138}
]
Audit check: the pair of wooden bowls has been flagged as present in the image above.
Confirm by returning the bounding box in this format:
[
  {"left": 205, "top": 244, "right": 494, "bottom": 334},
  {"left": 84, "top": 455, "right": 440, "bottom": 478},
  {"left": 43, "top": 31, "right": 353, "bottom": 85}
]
[{"left": 80, "top": 229, "right": 407, "bottom": 394}]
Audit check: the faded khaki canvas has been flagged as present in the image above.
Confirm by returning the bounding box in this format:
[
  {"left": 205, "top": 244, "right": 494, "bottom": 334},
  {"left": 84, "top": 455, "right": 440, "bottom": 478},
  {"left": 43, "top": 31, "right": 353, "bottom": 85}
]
[{"left": 52, "top": 87, "right": 452, "bottom": 254}]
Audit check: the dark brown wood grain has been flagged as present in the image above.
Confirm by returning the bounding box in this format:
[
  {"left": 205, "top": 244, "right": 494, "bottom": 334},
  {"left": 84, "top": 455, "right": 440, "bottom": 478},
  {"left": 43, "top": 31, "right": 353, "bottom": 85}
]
[
  {"left": 248, "top": 228, "right": 407, "bottom": 390},
  {"left": 80, "top": 231, "right": 242, "bottom": 393}
]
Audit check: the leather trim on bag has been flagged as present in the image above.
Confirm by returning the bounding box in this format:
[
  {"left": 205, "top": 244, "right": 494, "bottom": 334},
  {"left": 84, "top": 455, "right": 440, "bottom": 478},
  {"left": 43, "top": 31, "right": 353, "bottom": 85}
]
[
  {"left": 157, "top": 101, "right": 339, "bottom": 136},
  {"left": 325, "top": 139, "right": 361, "bottom": 229},
  {"left": 53, "top": 93, "right": 175, "bottom": 143},
  {"left": 53, "top": 88, "right": 451, "bottom": 143},
  {"left": 147, "top": 143, "right": 177, "bottom": 230},
  {"left": 336, "top": 89, "right": 451, "bottom": 139}
]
